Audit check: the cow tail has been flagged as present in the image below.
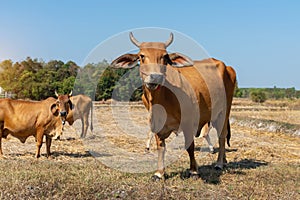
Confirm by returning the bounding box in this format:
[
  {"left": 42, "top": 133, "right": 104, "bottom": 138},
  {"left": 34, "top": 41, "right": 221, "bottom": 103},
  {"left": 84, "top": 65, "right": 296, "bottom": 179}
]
[
  {"left": 90, "top": 101, "right": 93, "bottom": 132},
  {"left": 227, "top": 120, "right": 231, "bottom": 147}
]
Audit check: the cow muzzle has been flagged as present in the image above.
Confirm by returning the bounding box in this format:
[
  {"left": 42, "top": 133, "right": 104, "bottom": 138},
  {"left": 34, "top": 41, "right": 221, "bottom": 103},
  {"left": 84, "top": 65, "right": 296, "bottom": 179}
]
[
  {"left": 144, "top": 73, "right": 165, "bottom": 90},
  {"left": 60, "top": 111, "right": 67, "bottom": 117},
  {"left": 59, "top": 111, "right": 67, "bottom": 125}
]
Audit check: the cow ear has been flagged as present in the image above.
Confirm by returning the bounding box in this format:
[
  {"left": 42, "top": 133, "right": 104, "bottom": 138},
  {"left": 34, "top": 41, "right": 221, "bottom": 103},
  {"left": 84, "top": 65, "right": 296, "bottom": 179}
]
[
  {"left": 168, "top": 52, "right": 194, "bottom": 67},
  {"left": 111, "top": 54, "right": 139, "bottom": 69},
  {"left": 51, "top": 104, "right": 59, "bottom": 116}
]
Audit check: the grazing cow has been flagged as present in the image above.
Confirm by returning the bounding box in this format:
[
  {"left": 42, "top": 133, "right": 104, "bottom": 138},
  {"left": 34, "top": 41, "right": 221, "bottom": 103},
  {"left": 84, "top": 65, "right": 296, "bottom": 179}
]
[
  {"left": 111, "top": 32, "right": 236, "bottom": 179},
  {"left": 55, "top": 91, "right": 93, "bottom": 138},
  {"left": 0, "top": 97, "right": 63, "bottom": 158}
]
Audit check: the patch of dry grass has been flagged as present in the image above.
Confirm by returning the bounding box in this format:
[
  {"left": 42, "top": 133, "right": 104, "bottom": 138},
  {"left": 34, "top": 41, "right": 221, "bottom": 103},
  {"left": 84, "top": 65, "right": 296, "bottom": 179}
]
[
  {"left": 0, "top": 152, "right": 299, "bottom": 199},
  {"left": 0, "top": 99, "right": 299, "bottom": 199},
  {"left": 233, "top": 97, "right": 300, "bottom": 110}
]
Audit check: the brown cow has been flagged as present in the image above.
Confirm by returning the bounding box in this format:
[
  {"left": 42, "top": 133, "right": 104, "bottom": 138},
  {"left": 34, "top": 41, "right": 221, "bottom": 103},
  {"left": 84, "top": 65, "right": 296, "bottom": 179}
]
[
  {"left": 0, "top": 97, "right": 63, "bottom": 158},
  {"left": 55, "top": 92, "right": 93, "bottom": 138},
  {"left": 111, "top": 32, "right": 236, "bottom": 179}
]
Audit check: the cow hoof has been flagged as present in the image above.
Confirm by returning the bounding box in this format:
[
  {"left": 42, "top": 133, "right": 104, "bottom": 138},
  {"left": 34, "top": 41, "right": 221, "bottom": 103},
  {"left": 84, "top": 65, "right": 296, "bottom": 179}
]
[
  {"left": 144, "top": 148, "right": 150, "bottom": 153},
  {"left": 54, "top": 136, "right": 61, "bottom": 140},
  {"left": 151, "top": 175, "right": 162, "bottom": 181},
  {"left": 214, "top": 164, "right": 223, "bottom": 170},
  {"left": 190, "top": 173, "right": 199, "bottom": 180},
  {"left": 80, "top": 134, "right": 86, "bottom": 138},
  {"left": 188, "top": 170, "right": 199, "bottom": 179},
  {"left": 208, "top": 145, "right": 214, "bottom": 153}
]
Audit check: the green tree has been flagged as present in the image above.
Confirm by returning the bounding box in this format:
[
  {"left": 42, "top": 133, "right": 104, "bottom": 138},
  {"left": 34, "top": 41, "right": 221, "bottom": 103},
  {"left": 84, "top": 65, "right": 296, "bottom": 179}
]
[
  {"left": 233, "top": 81, "right": 243, "bottom": 98},
  {"left": 250, "top": 89, "right": 267, "bottom": 103},
  {"left": 0, "top": 58, "right": 80, "bottom": 100},
  {"left": 285, "top": 87, "right": 296, "bottom": 99}
]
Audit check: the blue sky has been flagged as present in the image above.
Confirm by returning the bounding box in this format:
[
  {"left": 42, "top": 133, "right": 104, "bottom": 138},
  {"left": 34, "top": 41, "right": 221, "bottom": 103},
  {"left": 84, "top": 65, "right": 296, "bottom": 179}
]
[{"left": 0, "top": 1, "right": 299, "bottom": 89}]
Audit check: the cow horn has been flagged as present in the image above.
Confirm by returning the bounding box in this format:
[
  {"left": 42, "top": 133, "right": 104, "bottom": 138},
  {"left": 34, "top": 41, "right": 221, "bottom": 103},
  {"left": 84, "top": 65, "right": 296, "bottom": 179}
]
[
  {"left": 129, "top": 32, "right": 141, "bottom": 47},
  {"left": 55, "top": 90, "right": 59, "bottom": 97},
  {"left": 69, "top": 90, "right": 73, "bottom": 97},
  {"left": 165, "top": 33, "right": 174, "bottom": 47}
]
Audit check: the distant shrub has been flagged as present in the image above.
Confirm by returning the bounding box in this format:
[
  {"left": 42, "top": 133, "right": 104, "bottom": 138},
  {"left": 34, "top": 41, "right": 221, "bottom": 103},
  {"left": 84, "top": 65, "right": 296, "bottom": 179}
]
[{"left": 250, "top": 90, "right": 267, "bottom": 103}]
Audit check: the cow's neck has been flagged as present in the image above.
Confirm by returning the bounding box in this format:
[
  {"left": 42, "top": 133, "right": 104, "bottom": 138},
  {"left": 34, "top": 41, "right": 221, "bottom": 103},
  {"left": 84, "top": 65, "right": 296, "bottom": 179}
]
[
  {"left": 144, "top": 86, "right": 179, "bottom": 113},
  {"left": 144, "top": 86, "right": 164, "bottom": 105},
  {"left": 143, "top": 85, "right": 181, "bottom": 135}
]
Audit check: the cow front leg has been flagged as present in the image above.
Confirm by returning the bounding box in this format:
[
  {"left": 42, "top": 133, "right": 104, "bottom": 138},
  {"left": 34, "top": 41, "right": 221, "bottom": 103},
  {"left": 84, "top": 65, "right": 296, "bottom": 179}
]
[
  {"left": 45, "top": 136, "right": 52, "bottom": 158},
  {"left": 152, "top": 134, "right": 166, "bottom": 180},
  {"left": 35, "top": 129, "right": 44, "bottom": 158}
]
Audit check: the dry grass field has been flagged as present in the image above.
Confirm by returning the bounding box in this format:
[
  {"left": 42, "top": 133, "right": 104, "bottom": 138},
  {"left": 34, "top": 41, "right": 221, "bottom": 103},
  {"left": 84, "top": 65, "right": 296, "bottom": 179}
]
[{"left": 0, "top": 98, "right": 299, "bottom": 199}]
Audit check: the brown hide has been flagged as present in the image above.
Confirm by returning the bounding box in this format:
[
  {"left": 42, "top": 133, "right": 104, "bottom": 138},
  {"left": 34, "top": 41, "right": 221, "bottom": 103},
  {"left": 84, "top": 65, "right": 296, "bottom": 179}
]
[{"left": 0, "top": 97, "right": 62, "bottom": 157}]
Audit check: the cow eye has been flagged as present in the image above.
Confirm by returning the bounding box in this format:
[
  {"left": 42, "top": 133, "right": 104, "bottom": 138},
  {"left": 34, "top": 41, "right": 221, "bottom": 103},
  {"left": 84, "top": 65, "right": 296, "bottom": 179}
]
[{"left": 139, "top": 54, "right": 145, "bottom": 63}]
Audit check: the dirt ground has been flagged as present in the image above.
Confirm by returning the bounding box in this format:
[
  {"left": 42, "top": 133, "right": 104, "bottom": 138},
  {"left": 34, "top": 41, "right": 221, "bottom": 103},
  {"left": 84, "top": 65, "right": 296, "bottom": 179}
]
[{"left": 0, "top": 99, "right": 299, "bottom": 199}]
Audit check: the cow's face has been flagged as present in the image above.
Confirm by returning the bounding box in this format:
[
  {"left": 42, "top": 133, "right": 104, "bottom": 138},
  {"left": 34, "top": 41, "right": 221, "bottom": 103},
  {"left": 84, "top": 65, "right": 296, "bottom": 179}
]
[
  {"left": 55, "top": 91, "right": 73, "bottom": 125},
  {"left": 111, "top": 32, "right": 194, "bottom": 90},
  {"left": 138, "top": 44, "right": 168, "bottom": 90}
]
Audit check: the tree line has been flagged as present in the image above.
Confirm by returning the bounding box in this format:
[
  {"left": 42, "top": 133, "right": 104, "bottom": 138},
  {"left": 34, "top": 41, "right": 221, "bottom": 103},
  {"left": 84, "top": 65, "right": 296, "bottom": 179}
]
[
  {"left": 235, "top": 85, "right": 300, "bottom": 103},
  {"left": 0, "top": 57, "right": 299, "bottom": 102},
  {"left": 0, "top": 57, "right": 142, "bottom": 101}
]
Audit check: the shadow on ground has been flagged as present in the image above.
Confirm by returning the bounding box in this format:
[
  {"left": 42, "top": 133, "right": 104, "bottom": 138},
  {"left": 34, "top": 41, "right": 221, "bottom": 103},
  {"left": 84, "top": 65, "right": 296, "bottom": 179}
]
[
  {"left": 51, "top": 150, "right": 92, "bottom": 158},
  {"left": 167, "top": 159, "right": 268, "bottom": 184}
]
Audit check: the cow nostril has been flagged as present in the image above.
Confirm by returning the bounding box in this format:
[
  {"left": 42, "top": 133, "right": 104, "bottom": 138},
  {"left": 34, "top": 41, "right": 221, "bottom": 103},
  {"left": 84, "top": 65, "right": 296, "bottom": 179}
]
[{"left": 60, "top": 111, "right": 67, "bottom": 117}]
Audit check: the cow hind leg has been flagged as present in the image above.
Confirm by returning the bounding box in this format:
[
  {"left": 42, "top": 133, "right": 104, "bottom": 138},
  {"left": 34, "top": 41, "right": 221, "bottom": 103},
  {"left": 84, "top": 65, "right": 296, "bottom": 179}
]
[
  {"left": 182, "top": 129, "right": 199, "bottom": 178},
  {"left": 215, "top": 121, "right": 228, "bottom": 170},
  {"left": 200, "top": 123, "right": 214, "bottom": 153},
  {"left": 46, "top": 136, "right": 52, "bottom": 158},
  {"left": 80, "top": 117, "right": 89, "bottom": 138},
  {"left": 204, "top": 134, "right": 214, "bottom": 153},
  {"left": 146, "top": 131, "right": 154, "bottom": 151},
  {"left": 0, "top": 126, "right": 3, "bottom": 156},
  {"left": 186, "top": 140, "right": 198, "bottom": 178}
]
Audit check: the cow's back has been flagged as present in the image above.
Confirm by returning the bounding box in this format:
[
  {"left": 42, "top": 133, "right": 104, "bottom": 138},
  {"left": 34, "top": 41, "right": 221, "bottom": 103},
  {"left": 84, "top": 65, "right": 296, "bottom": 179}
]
[
  {"left": 69, "top": 95, "right": 92, "bottom": 120},
  {"left": 0, "top": 98, "right": 57, "bottom": 137},
  {"left": 175, "top": 58, "right": 235, "bottom": 123}
]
